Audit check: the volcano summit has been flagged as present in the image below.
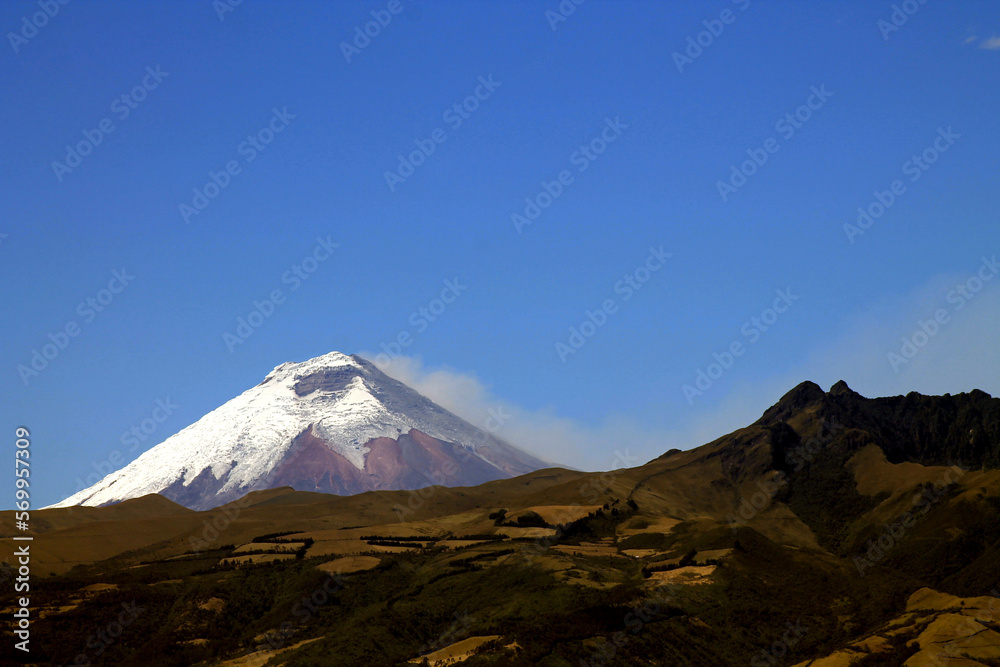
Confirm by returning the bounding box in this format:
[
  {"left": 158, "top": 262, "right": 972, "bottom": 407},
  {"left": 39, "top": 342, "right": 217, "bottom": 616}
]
[{"left": 51, "top": 352, "right": 548, "bottom": 510}]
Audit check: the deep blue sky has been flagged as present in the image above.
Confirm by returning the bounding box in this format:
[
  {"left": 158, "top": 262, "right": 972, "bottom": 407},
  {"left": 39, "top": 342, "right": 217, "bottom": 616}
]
[{"left": 3, "top": 1, "right": 999, "bottom": 508}]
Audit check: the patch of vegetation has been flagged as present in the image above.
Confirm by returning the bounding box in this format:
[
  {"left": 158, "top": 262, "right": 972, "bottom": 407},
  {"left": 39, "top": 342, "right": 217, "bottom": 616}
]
[
  {"left": 360, "top": 535, "right": 442, "bottom": 542},
  {"left": 511, "top": 511, "right": 549, "bottom": 528},
  {"left": 772, "top": 430, "right": 888, "bottom": 553},
  {"left": 494, "top": 510, "right": 552, "bottom": 529},
  {"left": 624, "top": 515, "right": 651, "bottom": 530},
  {"left": 365, "top": 539, "right": 425, "bottom": 549},
  {"left": 447, "top": 550, "right": 515, "bottom": 568},
  {"left": 555, "top": 502, "right": 635, "bottom": 545},
  {"left": 451, "top": 534, "right": 506, "bottom": 542},
  {"left": 252, "top": 530, "right": 302, "bottom": 543},
  {"left": 618, "top": 532, "right": 671, "bottom": 551}
]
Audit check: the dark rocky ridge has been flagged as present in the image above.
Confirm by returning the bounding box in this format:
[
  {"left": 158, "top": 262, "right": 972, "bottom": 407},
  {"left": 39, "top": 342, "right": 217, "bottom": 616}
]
[
  {"left": 743, "top": 380, "right": 1000, "bottom": 552},
  {"left": 293, "top": 365, "right": 365, "bottom": 396},
  {"left": 758, "top": 380, "right": 1000, "bottom": 470}
]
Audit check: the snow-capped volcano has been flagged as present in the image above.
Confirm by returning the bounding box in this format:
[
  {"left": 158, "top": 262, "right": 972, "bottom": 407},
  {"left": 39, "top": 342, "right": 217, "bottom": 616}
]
[{"left": 51, "top": 352, "right": 548, "bottom": 510}]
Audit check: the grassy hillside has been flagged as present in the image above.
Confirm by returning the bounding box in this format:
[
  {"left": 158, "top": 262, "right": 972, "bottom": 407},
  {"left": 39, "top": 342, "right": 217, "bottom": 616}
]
[{"left": 5, "top": 382, "right": 1000, "bottom": 665}]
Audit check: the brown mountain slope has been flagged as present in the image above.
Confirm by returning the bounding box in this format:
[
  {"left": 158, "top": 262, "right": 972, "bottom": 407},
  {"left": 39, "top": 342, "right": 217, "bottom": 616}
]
[
  {"left": 5, "top": 381, "right": 999, "bottom": 579},
  {"left": 792, "top": 587, "right": 1000, "bottom": 666},
  {"left": 4, "top": 381, "right": 1000, "bottom": 666}
]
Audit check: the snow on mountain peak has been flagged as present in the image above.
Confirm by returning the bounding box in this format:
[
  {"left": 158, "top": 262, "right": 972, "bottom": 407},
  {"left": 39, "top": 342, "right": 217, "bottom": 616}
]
[
  {"left": 48, "top": 351, "right": 544, "bottom": 510},
  {"left": 262, "top": 350, "right": 361, "bottom": 384}
]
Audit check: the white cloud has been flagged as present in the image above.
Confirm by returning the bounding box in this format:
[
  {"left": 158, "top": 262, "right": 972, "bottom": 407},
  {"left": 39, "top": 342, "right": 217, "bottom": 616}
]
[
  {"left": 686, "top": 263, "right": 1000, "bottom": 439},
  {"left": 359, "top": 353, "right": 683, "bottom": 471},
  {"left": 788, "top": 265, "right": 1000, "bottom": 398},
  {"left": 979, "top": 36, "right": 1000, "bottom": 50},
  {"left": 361, "top": 262, "right": 1000, "bottom": 474}
]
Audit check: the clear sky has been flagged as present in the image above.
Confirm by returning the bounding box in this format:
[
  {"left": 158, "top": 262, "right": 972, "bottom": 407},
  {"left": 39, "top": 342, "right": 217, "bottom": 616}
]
[{"left": 2, "top": 0, "right": 999, "bottom": 508}]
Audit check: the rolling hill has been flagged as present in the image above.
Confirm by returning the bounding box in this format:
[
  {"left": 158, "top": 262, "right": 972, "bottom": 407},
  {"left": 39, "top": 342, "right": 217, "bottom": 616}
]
[{"left": 4, "top": 380, "right": 1000, "bottom": 666}]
